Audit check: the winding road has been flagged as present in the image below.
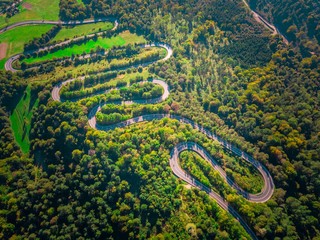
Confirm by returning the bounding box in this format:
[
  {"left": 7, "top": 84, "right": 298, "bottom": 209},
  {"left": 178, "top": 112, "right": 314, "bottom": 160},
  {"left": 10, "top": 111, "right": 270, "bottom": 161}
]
[
  {"left": 4, "top": 18, "right": 118, "bottom": 72},
  {"left": 3, "top": 1, "right": 288, "bottom": 72},
  {"left": 50, "top": 34, "right": 273, "bottom": 240},
  {"left": 2, "top": 15, "right": 275, "bottom": 240}
]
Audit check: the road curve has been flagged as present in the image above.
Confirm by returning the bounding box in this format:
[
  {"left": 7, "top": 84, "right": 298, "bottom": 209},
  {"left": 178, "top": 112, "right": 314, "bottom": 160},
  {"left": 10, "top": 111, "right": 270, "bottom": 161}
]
[
  {"left": 53, "top": 67, "right": 274, "bottom": 204},
  {"left": 51, "top": 43, "right": 172, "bottom": 102},
  {"left": 89, "top": 113, "right": 274, "bottom": 204},
  {"left": 50, "top": 41, "right": 274, "bottom": 240},
  {"left": 4, "top": 18, "right": 119, "bottom": 72},
  {"left": 0, "top": 17, "right": 118, "bottom": 34},
  {"left": 170, "top": 142, "right": 259, "bottom": 240}
]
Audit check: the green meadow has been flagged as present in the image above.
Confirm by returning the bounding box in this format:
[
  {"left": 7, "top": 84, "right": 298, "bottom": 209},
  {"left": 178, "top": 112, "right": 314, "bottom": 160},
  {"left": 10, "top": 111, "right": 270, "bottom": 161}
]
[
  {"left": 0, "top": 25, "right": 53, "bottom": 57},
  {"left": 0, "top": 22, "right": 119, "bottom": 69},
  {"left": 0, "top": 24, "right": 53, "bottom": 68},
  {"left": 10, "top": 85, "right": 39, "bottom": 153},
  {"left": 23, "top": 32, "right": 146, "bottom": 64},
  {"left": 52, "top": 22, "right": 114, "bottom": 42},
  {"left": 0, "top": 0, "right": 60, "bottom": 28}
]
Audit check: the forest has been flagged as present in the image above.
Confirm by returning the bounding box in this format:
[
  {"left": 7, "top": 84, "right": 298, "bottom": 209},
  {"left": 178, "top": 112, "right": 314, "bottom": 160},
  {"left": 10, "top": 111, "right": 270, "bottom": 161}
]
[
  {"left": 0, "top": 0, "right": 319, "bottom": 239},
  {"left": 247, "top": 0, "right": 320, "bottom": 55}
]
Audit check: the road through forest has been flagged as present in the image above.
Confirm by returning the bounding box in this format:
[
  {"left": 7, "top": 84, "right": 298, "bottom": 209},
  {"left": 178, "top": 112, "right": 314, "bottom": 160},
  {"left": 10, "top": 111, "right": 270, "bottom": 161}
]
[
  {"left": 51, "top": 32, "right": 274, "bottom": 240},
  {"left": 2, "top": 15, "right": 276, "bottom": 240}
]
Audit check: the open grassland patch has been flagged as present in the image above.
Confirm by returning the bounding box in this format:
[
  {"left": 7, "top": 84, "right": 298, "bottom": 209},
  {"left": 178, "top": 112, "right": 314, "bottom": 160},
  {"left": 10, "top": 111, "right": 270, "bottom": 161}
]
[
  {"left": 0, "top": 0, "right": 59, "bottom": 28},
  {"left": 0, "top": 24, "right": 53, "bottom": 58},
  {"left": 10, "top": 85, "right": 39, "bottom": 154},
  {"left": 119, "top": 30, "right": 145, "bottom": 44},
  {"left": 112, "top": 70, "right": 149, "bottom": 84},
  {"left": 24, "top": 36, "right": 126, "bottom": 64},
  {"left": 24, "top": 31, "right": 146, "bottom": 64},
  {"left": 76, "top": 0, "right": 84, "bottom": 5},
  {"left": 52, "top": 22, "right": 114, "bottom": 43},
  {"left": 0, "top": 58, "right": 6, "bottom": 69}
]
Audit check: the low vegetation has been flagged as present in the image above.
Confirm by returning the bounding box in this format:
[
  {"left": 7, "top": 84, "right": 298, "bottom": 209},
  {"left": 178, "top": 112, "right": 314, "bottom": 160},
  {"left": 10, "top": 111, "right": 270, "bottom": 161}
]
[
  {"left": 52, "top": 22, "right": 114, "bottom": 42},
  {"left": 0, "top": 0, "right": 60, "bottom": 28},
  {"left": 9, "top": 85, "right": 39, "bottom": 153},
  {"left": 0, "top": 24, "right": 53, "bottom": 66}
]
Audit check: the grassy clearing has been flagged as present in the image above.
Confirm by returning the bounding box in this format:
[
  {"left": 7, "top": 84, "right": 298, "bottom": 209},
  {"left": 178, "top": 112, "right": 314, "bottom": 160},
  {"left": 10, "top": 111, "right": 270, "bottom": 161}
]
[
  {"left": 52, "top": 22, "right": 114, "bottom": 43},
  {"left": 0, "top": 0, "right": 60, "bottom": 28},
  {"left": 10, "top": 85, "right": 39, "bottom": 154},
  {"left": 0, "top": 21, "right": 115, "bottom": 69},
  {"left": 24, "top": 36, "right": 125, "bottom": 64},
  {"left": 112, "top": 70, "right": 150, "bottom": 83},
  {"left": 119, "top": 31, "right": 146, "bottom": 45},
  {"left": 0, "top": 24, "right": 53, "bottom": 58},
  {"left": 24, "top": 31, "right": 146, "bottom": 64}
]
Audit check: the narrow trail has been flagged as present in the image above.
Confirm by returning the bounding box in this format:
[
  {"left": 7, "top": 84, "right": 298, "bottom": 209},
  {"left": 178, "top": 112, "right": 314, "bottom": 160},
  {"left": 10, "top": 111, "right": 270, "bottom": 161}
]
[{"left": 5, "top": 15, "right": 275, "bottom": 239}]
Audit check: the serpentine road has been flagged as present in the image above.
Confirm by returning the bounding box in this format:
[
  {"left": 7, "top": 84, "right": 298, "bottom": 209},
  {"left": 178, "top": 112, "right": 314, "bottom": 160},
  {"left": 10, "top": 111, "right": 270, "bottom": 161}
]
[
  {"left": 50, "top": 32, "right": 274, "bottom": 240},
  {"left": 4, "top": 18, "right": 118, "bottom": 72},
  {"left": 3, "top": 16, "right": 275, "bottom": 239}
]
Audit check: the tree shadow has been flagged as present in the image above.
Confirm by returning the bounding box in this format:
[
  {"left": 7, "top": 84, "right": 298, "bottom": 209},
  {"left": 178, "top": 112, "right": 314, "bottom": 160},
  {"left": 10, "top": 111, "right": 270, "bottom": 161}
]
[{"left": 28, "top": 88, "right": 38, "bottom": 112}]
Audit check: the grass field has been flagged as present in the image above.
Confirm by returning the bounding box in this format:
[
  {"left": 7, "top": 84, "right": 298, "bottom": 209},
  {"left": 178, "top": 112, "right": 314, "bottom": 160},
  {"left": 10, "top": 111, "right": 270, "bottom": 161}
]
[
  {"left": 52, "top": 22, "right": 114, "bottom": 42},
  {"left": 0, "top": 0, "right": 60, "bottom": 28},
  {"left": 112, "top": 70, "right": 150, "bottom": 84},
  {"left": 0, "top": 24, "right": 53, "bottom": 59},
  {"left": 0, "top": 21, "right": 116, "bottom": 69},
  {"left": 23, "top": 32, "right": 148, "bottom": 82},
  {"left": 10, "top": 85, "right": 39, "bottom": 153},
  {"left": 0, "top": 58, "right": 7, "bottom": 69},
  {"left": 24, "top": 31, "right": 146, "bottom": 64}
]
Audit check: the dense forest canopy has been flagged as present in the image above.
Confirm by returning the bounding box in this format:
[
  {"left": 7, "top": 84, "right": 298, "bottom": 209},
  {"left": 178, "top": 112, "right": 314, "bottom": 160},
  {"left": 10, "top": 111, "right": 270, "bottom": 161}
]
[
  {"left": 248, "top": 0, "right": 320, "bottom": 54},
  {"left": 0, "top": 0, "right": 319, "bottom": 239}
]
